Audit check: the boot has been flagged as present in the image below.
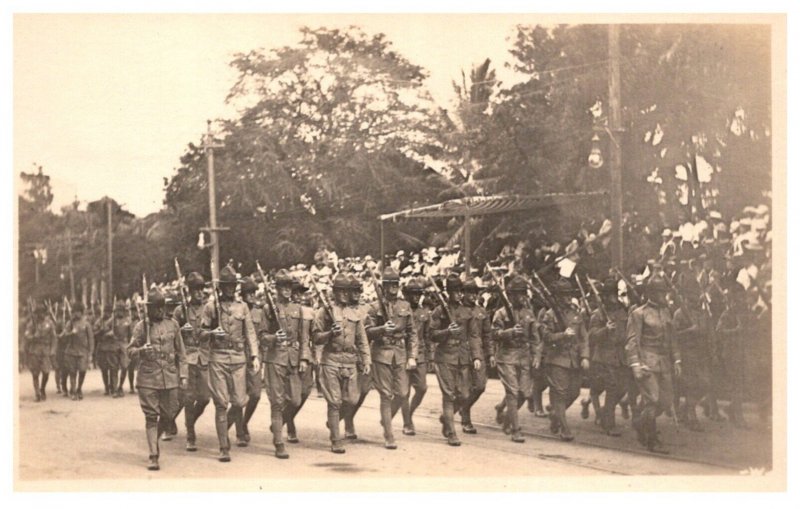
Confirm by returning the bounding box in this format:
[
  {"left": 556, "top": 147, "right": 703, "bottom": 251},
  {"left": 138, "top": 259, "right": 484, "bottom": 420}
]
[
  {"left": 214, "top": 406, "right": 231, "bottom": 453},
  {"left": 511, "top": 429, "right": 525, "bottom": 443},
  {"left": 447, "top": 433, "right": 461, "bottom": 447},
  {"left": 146, "top": 422, "right": 160, "bottom": 470},
  {"left": 328, "top": 407, "right": 345, "bottom": 453},
  {"left": 331, "top": 440, "right": 346, "bottom": 454},
  {"left": 147, "top": 455, "right": 160, "bottom": 471},
  {"left": 580, "top": 398, "right": 591, "bottom": 420},
  {"left": 495, "top": 402, "right": 506, "bottom": 425},
  {"left": 460, "top": 408, "right": 477, "bottom": 434},
  {"left": 380, "top": 399, "right": 397, "bottom": 449},
  {"left": 646, "top": 421, "right": 669, "bottom": 454},
  {"left": 274, "top": 442, "right": 289, "bottom": 459},
  {"left": 620, "top": 400, "right": 630, "bottom": 420},
  {"left": 219, "top": 448, "right": 231, "bottom": 462}
]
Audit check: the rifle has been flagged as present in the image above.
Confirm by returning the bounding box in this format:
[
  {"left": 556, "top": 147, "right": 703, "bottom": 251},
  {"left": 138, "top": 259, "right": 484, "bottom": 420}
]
[
  {"left": 613, "top": 267, "right": 642, "bottom": 304},
  {"left": 425, "top": 275, "right": 454, "bottom": 325},
  {"left": 141, "top": 274, "right": 151, "bottom": 346},
  {"left": 308, "top": 276, "right": 335, "bottom": 323},
  {"left": 209, "top": 261, "right": 224, "bottom": 331},
  {"left": 256, "top": 260, "right": 287, "bottom": 332},
  {"left": 45, "top": 299, "right": 59, "bottom": 331},
  {"left": 368, "top": 270, "right": 389, "bottom": 326},
  {"left": 485, "top": 264, "right": 516, "bottom": 325},
  {"left": 585, "top": 276, "right": 610, "bottom": 323},
  {"left": 174, "top": 258, "right": 190, "bottom": 325},
  {"left": 574, "top": 274, "right": 593, "bottom": 321},
  {"left": 530, "top": 271, "right": 567, "bottom": 329}
]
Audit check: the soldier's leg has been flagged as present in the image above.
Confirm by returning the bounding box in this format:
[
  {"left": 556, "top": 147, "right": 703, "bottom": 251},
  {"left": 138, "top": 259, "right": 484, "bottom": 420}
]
[
  {"left": 601, "top": 366, "right": 624, "bottom": 436},
  {"left": 31, "top": 368, "right": 41, "bottom": 401},
  {"left": 634, "top": 372, "right": 663, "bottom": 450},
  {"left": 461, "top": 361, "right": 486, "bottom": 433},
  {"left": 372, "top": 361, "right": 396, "bottom": 448},
  {"left": 137, "top": 388, "right": 161, "bottom": 470},
  {"left": 227, "top": 362, "right": 248, "bottom": 448},
  {"left": 209, "top": 361, "right": 232, "bottom": 460},
  {"left": 530, "top": 367, "right": 548, "bottom": 416},
  {"left": 286, "top": 367, "right": 313, "bottom": 442},
  {"left": 129, "top": 364, "right": 137, "bottom": 392},
  {"left": 498, "top": 363, "right": 523, "bottom": 441},
  {"left": 434, "top": 362, "right": 460, "bottom": 445},
  {"left": 401, "top": 361, "right": 427, "bottom": 433},
  {"left": 183, "top": 365, "right": 199, "bottom": 450},
  {"left": 108, "top": 367, "right": 118, "bottom": 398},
  {"left": 545, "top": 365, "right": 572, "bottom": 440},
  {"left": 101, "top": 368, "right": 110, "bottom": 395},
  {"left": 241, "top": 364, "right": 262, "bottom": 440},
  {"left": 320, "top": 364, "right": 345, "bottom": 452},
  {"left": 40, "top": 360, "right": 51, "bottom": 400},
  {"left": 342, "top": 369, "right": 370, "bottom": 438},
  {"left": 267, "top": 363, "right": 288, "bottom": 446}
]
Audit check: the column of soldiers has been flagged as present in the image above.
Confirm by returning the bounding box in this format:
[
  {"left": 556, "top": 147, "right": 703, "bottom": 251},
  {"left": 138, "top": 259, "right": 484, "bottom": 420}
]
[{"left": 20, "top": 247, "right": 769, "bottom": 469}]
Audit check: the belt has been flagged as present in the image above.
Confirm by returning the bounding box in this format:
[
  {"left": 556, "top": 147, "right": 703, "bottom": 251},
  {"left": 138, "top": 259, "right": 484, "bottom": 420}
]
[
  {"left": 211, "top": 338, "right": 245, "bottom": 352},
  {"left": 327, "top": 344, "right": 357, "bottom": 354},
  {"left": 276, "top": 340, "right": 300, "bottom": 349},
  {"left": 380, "top": 338, "right": 403, "bottom": 347}
]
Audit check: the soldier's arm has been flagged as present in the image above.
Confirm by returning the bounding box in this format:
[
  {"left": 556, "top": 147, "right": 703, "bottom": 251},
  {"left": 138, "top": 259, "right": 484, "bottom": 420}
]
[
  {"left": 356, "top": 319, "right": 371, "bottom": 365},
  {"left": 492, "top": 308, "right": 515, "bottom": 342},
  {"left": 587, "top": 309, "right": 608, "bottom": 345},
  {"left": 86, "top": 322, "right": 95, "bottom": 358},
  {"left": 172, "top": 306, "right": 185, "bottom": 326},
  {"left": 541, "top": 310, "right": 569, "bottom": 344},
  {"left": 48, "top": 320, "right": 58, "bottom": 356},
  {"left": 577, "top": 320, "right": 590, "bottom": 360},
  {"left": 312, "top": 307, "right": 333, "bottom": 345},
  {"left": 298, "top": 307, "right": 312, "bottom": 362},
  {"left": 428, "top": 307, "right": 450, "bottom": 342},
  {"left": 364, "top": 302, "right": 385, "bottom": 341},
  {"left": 672, "top": 308, "right": 696, "bottom": 339},
  {"left": 666, "top": 314, "right": 681, "bottom": 365},
  {"left": 405, "top": 305, "right": 419, "bottom": 361},
  {"left": 624, "top": 308, "right": 643, "bottom": 367},
  {"left": 468, "top": 315, "right": 484, "bottom": 361},
  {"left": 173, "top": 321, "right": 188, "bottom": 380},
  {"left": 242, "top": 307, "right": 258, "bottom": 360},
  {"left": 715, "top": 310, "right": 740, "bottom": 336},
  {"left": 127, "top": 321, "right": 146, "bottom": 356}
]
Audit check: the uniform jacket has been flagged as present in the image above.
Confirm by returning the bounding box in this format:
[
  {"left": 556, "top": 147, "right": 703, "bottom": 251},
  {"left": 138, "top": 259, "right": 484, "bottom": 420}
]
[
  {"left": 127, "top": 317, "right": 188, "bottom": 390},
  {"left": 173, "top": 303, "right": 208, "bottom": 366},
  {"left": 312, "top": 303, "right": 371, "bottom": 368},
  {"left": 411, "top": 305, "right": 433, "bottom": 363},
  {"left": 470, "top": 304, "right": 494, "bottom": 361},
  {"left": 25, "top": 317, "right": 57, "bottom": 356},
  {"left": 64, "top": 317, "right": 94, "bottom": 358},
  {"left": 538, "top": 305, "right": 589, "bottom": 369},
  {"left": 587, "top": 305, "right": 627, "bottom": 367},
  {"left": 491, "top": 305, "right": 538, "bottom": 366},
  {"left": 200, "top": 300, "right": 258, "bottom": 365},
  {"left": 672, "top": 307, "right": 712, "bottom": 359},
  {"left": 429, "top": 304, "right": 482, "bottom": 366},
  {"left": 365, "top": 298, "right": 419, "bottom": 365},
  {"left": 263, "top": 301, "right": 311, "bottom": 367},
  {"left": 98, "top": 316, "right": 129, "bottom": 352},
  {"left": 625, "top": 301, "right": 681, "bottom": 372}
]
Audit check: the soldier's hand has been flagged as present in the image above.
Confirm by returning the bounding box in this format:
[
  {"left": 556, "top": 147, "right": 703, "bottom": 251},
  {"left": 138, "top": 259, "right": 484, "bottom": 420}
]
[
  {"left": 384, "top": 320, "right": 397, "bottom": 333},
  {"left": 580, "top": 358, "right": 590, "bottom": 371},
  {"left": 674, "top": 362, "right": 682, "bottom": 378},
  {"left": 362, "top": 364, "right": 371, "bottom": 376},
  {"left": 532, "top": 358, "right": 541, "bottom": 370},
  {"left": 179, "top": 377, "right": 188, "bottom": 391},
  {"left": 447, "top": 322, "right": 462, "bottom": 336},
  {"left": 276, "top": 329, "right": 288, "bottom": 342},
  {"left": 181, "top": 323, "right": 194, "bottom": 335},
  {"left": 251, "top": 356, "right": 261, "bottom": 373},
  {"left": 473, "top": 359, "right": 482, "bottom": 371},
  {"left": 212, "top": 328, "right": 227, "bottom": 340},
  {"left": 512, "top": 324, "right": 525, "bottom": 337},
  {"left": 331, "top": 323, "right": 343, "bottom": 336},
  {"left": 489, "top": 355, "right": 497, "bottom": 368},
  {"left": 139, "top": 344, "right": 154, "bottom": 356},
  {"left": 299, "top": 359, "right": 309, "bottom": 373},
  {"left": 406, "top": 357, "right": 417, "bottom": 370},
  {"left": 606, "top": 321, "right": 617, "bottom": 331},
  {"left": 564, "top": 327, "right": 576, "bottom": 337},
  {"left": 632, "top": 364, "right": 650, "bottom": 380}
]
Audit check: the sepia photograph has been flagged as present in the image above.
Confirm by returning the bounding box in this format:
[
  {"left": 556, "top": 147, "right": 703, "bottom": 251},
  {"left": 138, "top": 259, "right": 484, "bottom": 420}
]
[{"left": 11, "top": 7, "right": 787, "bottom": 493}]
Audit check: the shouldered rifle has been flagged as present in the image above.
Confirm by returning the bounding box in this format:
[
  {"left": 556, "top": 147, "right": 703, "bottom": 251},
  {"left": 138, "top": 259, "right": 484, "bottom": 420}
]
[
  {"left": 309, "top": 276, "right": 335, "bottom": 323},
  {"left": 256, "top": 260, "right": 287, "bottom": 332},
  {"left": 485, "top": 264, "right": 516, "bottom": 325},
  {"left": 45, "top": 299, "right": 59, "bottom": 331},
  {"left": 209, "top": 260, "right": 225, "bottom": 331},
  {"left": 368, "top": 270, "right": 388, "bottom": 325},
  {"left": 613, "top": 267, "right": 641, "bottom": 304},
  {"left": 574, "top": 274, "right": 593, "bottom": 321},
  {"left": 585, "top": 276, "right": 610, "bottom": 323},
  {"left": 141, "top": 274, "right": 151, "bottom": 346},
  {"left": 530, "top": 271, "right": 567, "bottom": 329},
  {"left": 174, "top": 258, "right": 190, "bottom": 325},
  {"left": 425, "top": 275, "right": 454, "bottom": 325}
]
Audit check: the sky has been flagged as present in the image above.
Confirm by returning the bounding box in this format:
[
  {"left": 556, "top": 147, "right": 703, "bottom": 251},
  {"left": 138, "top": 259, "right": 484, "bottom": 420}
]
[{"left": 12, "top": 13, "right": 558, "bottom": 217}]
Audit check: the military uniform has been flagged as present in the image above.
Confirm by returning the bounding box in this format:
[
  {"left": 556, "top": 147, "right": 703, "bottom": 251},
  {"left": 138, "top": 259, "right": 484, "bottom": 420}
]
[
  {"left": 587, "top": 300, "right": 628, "bottom": 435},
  {"left": 172, "top": 295, "right": 209, "bottom": 450},
  {"left": 200, "top": 266, "right": 260, "bottom": 461},
  {"left": 262, "top": 271, "right": 311, "bottom": 458},
  {"left": 340, "top": 276, "right": 372, "bottom": 439},
  {"left": 460, "top": 290, "right": 491, "bottom": 433},
  {"left": 491, "top": 284, "right": 538, "bottom": 442},
  {"left": 127, "top": 289, "right": 188, "bottom": 470},
  {"left": 625, "top": 276, "right": 681, "bottom": 453},
  {"left": 400, "top": 278, "right": 431, "bottom": 435},
  {"left": 365, "top": 268, "right": 418, "bottom": 448},
  {"left": 673, "top": 302, "right": 712, "bottom": 429},
  {"left": 312, "top": 274, "right": 371, "bottom": 453},
  {"left": 538, "top": 284, "right": 589, "bottom": 441},
  {"left": 99, "top": 309, "right": 131, "bottom": 397},
  {"left": 24, "top": 311, "right": 57, "bottom": 401},
  {"left": 64, "top": 311, "right": 94, "bottom": 400},
  {"left": 285, "top": 286, "right": 315, "bottom": 443}
]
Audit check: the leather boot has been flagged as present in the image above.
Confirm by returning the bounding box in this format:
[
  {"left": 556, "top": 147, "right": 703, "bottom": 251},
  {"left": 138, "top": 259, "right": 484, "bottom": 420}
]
[
  {"left": 185, "top": 404, "right": 197, "bottom": 451},
  {"left": 442, "top": 400, "right": 456, "bottom": 438},
  {"left": 146, "top": 422, "right": 160, "bottom": 470},
  {"left": 328, "top": 406, "right": 345, "bottom": 453},
  {"left": 214, "top": 406, "right": 231, "bottom": 453},
  {"left": 380, "top": 399, "right": 397, "bottom": 449},
  {"left": 506, "top": 394, "right": 520, "bottom": 437},
  {"left": 274, "top": 442, "right": 289, "bottom": 459},
  {"left": 511, "top": 429, "right": 525, "bottom": 443}
]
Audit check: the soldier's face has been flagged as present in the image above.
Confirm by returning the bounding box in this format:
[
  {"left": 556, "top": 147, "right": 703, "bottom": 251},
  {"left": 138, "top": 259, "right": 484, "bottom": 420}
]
[
  {"left": 649, "top": 290, "right": 668, "bottom": 306},
  {"left": 510, "top": 292, "right": 526, "bottom": 307},
  {"left": 449, "top": 289, "right": 464, "bottom": 303},
  {"left": 242, "top": 292, "right": 256, "bottom": 306},
  {"left": 463, "top": 291, "right": 477, "bottom": 306},
  {"left": 150, "top": 306, "right": 165, "bottom": 320},
  {"left": 384, "top": 282, "right": 399, "bottom": 299},
  {"left": 348, "top": 290, "right": 362, "bottom": 305},
  {"left": 190, "top": 288, "right": 204, "bottom": 302},
  {"left": 333, "top": 289, "right": 349, "bottom": 305},
  {"left": 278, "top": 286, "right": 293, "bottom": 301},
  {"left": 220, "top": 284, "right": 236, "bottom": 299}
]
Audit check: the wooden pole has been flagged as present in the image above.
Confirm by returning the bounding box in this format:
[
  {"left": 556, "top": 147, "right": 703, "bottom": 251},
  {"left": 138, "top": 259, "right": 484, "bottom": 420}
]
[
  {"left": 106, "top": 197, "right": 113, "bottom": 300},
  {"left": 608, "top": 24, "right": 624, "bottom": 270},
  {"left": 380, "top": 221, "right": 385, "bottom": 269},
  {"left": 67, "top": 230, "right": 75, "bottom": 302},
  {"left": 464, "top": 214, "right": 471, "bottom": 275},
  {"left": 204, "top": 120, "right": 224, "bottom": 281}
]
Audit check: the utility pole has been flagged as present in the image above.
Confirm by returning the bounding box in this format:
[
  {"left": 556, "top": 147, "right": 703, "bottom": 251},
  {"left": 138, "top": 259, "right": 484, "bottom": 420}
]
[
  {"left": 106, "top": 197, "right": 114, "bottom": 300},
  {"left": 201, "top": 120, "right": 227, "bottom": 281},
  {"left": 607, "top": 24, "right": 624, "bottom": 270},
  {"left": 67, "top": 230, "right": 76, "bottom": 302}
]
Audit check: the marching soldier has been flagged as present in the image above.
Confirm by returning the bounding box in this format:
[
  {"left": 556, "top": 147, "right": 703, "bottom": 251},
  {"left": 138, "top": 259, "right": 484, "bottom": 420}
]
[
  {"left": 99, "top": 301, "right": 131, "bottom": 398},
  {"left": 429, "top": 274, "right": 483, "bottom": 446},
  {"left": 491, "top": 276, "right": 538, "bottom": 443},
  {"left": 625, "top": 275, "right": 682, "bottom": 454},
  {"left": 172, "top": 271, "right": 210, "bottom": 452},
  {"left": 460, "top": 279, "right": 491, "bottom": 434},
  {"left": 586, "top": 277, "right": 628, "bottom": 436},
  {"left": 312, "top": 273, "right": 371, "bottom": 454},
  {"left": 127, "top": 287, "right": 188, "bottom": 471},
  {"left": 200, "top": 265, "right": 260, "bottom": 462},
  {"left": 23, "top": 302, "right": 57, "bottom": 402},
  {"left": 364, "top": 267, "right": 418, "bottom": 449},
  {"left": 399, "top": 277, "right": 431, "bottom": 435},
  {"left": 228, "top": 276, "right": 265, "bottom": 447},
  {"left": 261, "top": 269, "right": 311, "bottom": 459},
  {"left": 341, "top": 275, "right": 372, "bottom": 440},
  {"left": 538, "top": 278, "right": 590, "bottom": 442},
  {"left": 63, "top": 303, "right": 94, "bottom": 401},
  {"left": 284, "top": 277, "right": 315, "bottom": 444}
]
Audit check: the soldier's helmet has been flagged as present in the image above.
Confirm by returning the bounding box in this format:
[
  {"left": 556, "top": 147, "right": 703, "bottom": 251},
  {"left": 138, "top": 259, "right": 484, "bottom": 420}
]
[
  {"left": 601, "top": 277, "right": 619, "bottom": 295},
  {"left": 144, "top": 288, "right": 166, "bottom": 308},
  {"left": 274, "top": 269, "right": 294, "bottom": 287},
  {"left": 219, "top": 266, "right": 238, "bottom": 286},
  {"left": 347, "top": 274, "right": 362, "bottom": 292},
  {"left": 445, "top": 274, "right": 463, "bottom": 293},
  {"left": 404, "top": 277, "right": 424, "bottom": 293},
  {"left": 551, "top": 278, "right": 573, "bottom": 295},
  {"left": 507, "top": 276, "right": 528, "bottom": 293},
  {"left": 332, "top": 273, "right": 350, "bottom": 291},
  {"left": 645, "top": 275, "right": 669, "bottom": 294},
  {"left": 240, "top": 276, "right": 258, "bottom": 295},
  {"left": 186, "top": 272, "right": 205, "bottom": 289},
  {"left": 381, "top": 267, "right": 400, "bottom": 283},
  {"left": 463, "top": 278, "right": 483, "bottom": 293},
  {"left": 292, "top": 277, "right": 309, "bottom": 293}
]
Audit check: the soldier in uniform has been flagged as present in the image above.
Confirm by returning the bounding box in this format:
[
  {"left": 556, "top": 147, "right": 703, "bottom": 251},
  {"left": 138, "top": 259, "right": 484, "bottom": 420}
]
[
  {"left": 341, "top": 275, "right": 372, "bottom": 440},
  {"left": 261, "top": 269, "right": 311, "bottom": 459},
  {"left": 312, "top": 273, "right": 371, "bottom": 454},
  {"left": 284, "top": 277, "right": 315, "bottom": 444},
  {"left": 228, "top": 276, "right": 265, "bottom": 447},
  {"left": 399, "top": 277, "right": 431, "bottom": 436},
  {"left": 127, "top": 287, "right": 188, "bottom": 471},
  {"left": 672, "top": 279, "right": 712, "bottom": 432},
  {"left": 99, "top": 302, "right": 130, "bottom": 398},
  {"left": 23, "top": 303, "right": 57, "bottom": 402},
  {"left": 491, "top": 276, "right": 538, "bottom": 443},
  {"left": 625, "top": 275, "right": 682, "bottom": 454},
  {"left": 63, "top": 303, "right": 94, "bottom": 401},
  {"left": 538, "top": 279, "right": 590, "bottom": 441},
  {"left": 459, "top": 279, "right": 491, "bottom": 434},
  {"left": 429, "top": 274, "right": 483, "bottom": 446},
  {"left": 200, "top": 266, "right": 260, "bottom": 462},
  {"left": 586, "top": 277, "right": 629, "bottom": 436},
  {"left": 172, "top": 271, "right": 210, "bottom": 452},
  {"left": 364, "top": 267, "right": 418, "bottom": 449}
]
